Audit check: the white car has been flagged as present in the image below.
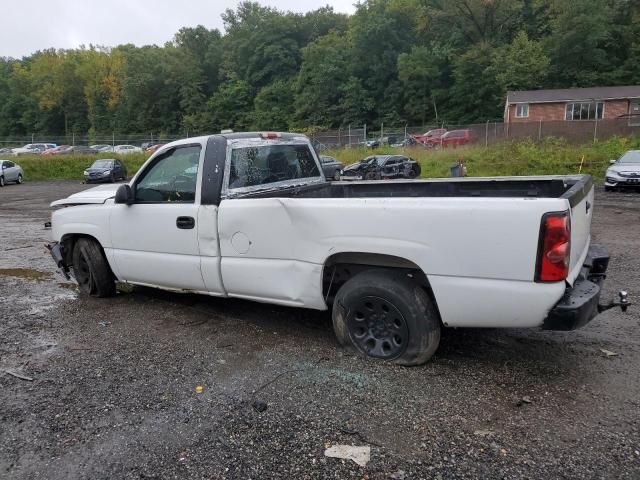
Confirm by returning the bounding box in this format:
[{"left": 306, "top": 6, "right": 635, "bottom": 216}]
[
  {"left": 12, "top": 143, "right": 56, "bottom": 156},
  {"left": 0, "top": 159, "right": 24, "bottom": 186},
  {"left": 605, "top": 150, "right": 640, "bottom": 191},
  {"left": 113, "top": 145, "right": 142, "bottom": 154},
  {"left": 46, "top": 132, "right": 627, "bottom": 365},
  {"left": 90, "top": 144, "right": 114, "bottom": 152}
]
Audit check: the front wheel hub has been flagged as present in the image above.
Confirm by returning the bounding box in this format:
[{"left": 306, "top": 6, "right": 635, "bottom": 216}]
[{"left": 346, "top": 296, "right": 409, "bottom": 359}]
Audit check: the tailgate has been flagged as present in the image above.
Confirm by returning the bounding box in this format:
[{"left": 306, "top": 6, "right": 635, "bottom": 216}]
[{"left": 564, "top": 177, "right": 595, "bottom": 285}]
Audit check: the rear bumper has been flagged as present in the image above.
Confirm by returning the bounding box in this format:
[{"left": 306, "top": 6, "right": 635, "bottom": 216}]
[{"left": 543, "top": 244, "right": 609, "bottom": 331}]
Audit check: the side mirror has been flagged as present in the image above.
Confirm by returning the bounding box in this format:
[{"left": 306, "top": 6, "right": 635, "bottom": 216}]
[
  {"left": 610, "top": 159, "right": 617, "bottom": 164},
  {"left": 114, "top": 184, "right": 133, "bottom": 205}
]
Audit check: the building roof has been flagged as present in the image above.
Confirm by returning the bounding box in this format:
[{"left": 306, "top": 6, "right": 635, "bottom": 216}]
[{"left": 506, "top": 86, "right": 640, "bottom": 104}]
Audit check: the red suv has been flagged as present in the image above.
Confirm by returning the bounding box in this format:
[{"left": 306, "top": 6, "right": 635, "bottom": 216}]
[
  {"left": 413, "top": 128, "right": 447, "bottom": 147},
  {"left": 440, "top": 129, "right": 477, "bottom": 148}
]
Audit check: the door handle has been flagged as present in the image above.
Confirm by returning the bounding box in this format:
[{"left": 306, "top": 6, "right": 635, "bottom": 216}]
[{"left": 176, "top": 216, "right": 195, "bottom": 229}]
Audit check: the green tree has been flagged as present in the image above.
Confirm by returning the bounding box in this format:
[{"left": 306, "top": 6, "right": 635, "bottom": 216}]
[
  {"left": 207, "top": 79, "right": 253, "bottom": 132},
  {"left": 398, "top": 44, "right": 452, "bottom": 124},
  {"left": 448, "top": 43, "right": 502, "bottom": 123},
  {"left": 252, "top": 79, "right": 294, "bottom": 130},
  {"left": 545, "top": 0, "right": 614, "bottom": 86},
  {"left": 494, "top": 31, "right": 549, "bottom": 92},
  {"left": 293, "top": 32, "right": 350, "bottom": 128}
]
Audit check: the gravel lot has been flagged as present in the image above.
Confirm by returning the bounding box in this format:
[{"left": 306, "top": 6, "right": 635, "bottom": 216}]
[{"left": 1, "top": 180, "right": 639, "bottom": 479}]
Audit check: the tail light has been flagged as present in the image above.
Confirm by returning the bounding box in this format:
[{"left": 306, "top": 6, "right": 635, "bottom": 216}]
[{"left": 536, "top": 211, "right": 571, "bottom": 282}]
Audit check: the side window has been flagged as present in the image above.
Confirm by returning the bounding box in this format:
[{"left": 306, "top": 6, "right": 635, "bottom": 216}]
[
  {"left": 229, "top": 144, "right": 320, "bottom": 189},
  {"left": 134, "top": 145, "right": 201, "bottom": 203},
  {"left": 6, "top": 161, "right": 14, "bottom": 167}
]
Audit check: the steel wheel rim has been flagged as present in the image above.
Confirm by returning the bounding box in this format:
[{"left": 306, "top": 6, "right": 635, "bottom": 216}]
[
  {"left": 346, "top": 295, "right": 409, "bottom": 359},
  {"left": 75, "top": 247, "right": 92, "bottom": 292}
]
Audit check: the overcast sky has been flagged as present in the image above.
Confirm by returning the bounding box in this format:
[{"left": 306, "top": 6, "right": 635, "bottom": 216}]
[{"left": 0, "top": 0, "right": 356, "bottom": 58}]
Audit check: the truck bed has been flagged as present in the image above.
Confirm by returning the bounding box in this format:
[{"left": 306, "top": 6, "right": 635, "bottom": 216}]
[{"left": 236, "top": 175, "right": 592, "bottom": 207}]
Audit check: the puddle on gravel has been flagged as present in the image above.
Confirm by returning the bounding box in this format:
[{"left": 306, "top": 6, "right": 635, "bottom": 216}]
[{"left": 0, "top": 268, "right": 53, "bottom": 281}]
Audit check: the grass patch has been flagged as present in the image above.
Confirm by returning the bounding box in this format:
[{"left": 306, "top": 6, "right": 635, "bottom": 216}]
[
  {"left": 13, "top": 152, "right": 149, "bottom": 181},
  {"left": 326, "top": 136, "right": 640, "bottom": 180},
  {"left": 10, "top": 135, "right": 640, "bottom": 182}
]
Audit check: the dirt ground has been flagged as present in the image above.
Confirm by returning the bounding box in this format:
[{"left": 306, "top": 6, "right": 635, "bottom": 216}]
[{"left": 1, "top": 180, "right": 639, "bottom": 479}]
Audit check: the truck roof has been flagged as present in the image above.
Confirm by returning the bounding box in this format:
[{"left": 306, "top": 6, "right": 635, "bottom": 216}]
[{"left": 163, "top": 132, "right": 308, "bottom": 150}]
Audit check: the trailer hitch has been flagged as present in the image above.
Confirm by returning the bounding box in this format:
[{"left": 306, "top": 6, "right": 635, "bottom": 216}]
[{"left": 598, "top": 290, "right": 630, "bottom": 313}]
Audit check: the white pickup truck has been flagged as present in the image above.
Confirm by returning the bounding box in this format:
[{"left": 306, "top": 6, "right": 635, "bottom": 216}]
[{"left": 47, "top": 132, "right": 628, "bottom": 365}]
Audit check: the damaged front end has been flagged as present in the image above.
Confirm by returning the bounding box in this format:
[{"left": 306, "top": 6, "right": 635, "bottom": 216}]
[{"left": 46, "top": 242, "right": 70, "bottom": 280}]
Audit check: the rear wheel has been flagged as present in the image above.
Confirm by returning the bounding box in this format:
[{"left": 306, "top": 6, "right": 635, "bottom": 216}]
[
  {"left": 72, "top": 238, "right": 116, "bottom": 297},
  {"left": 0, "top": 176, "right": 4, "bottom": 187},
  {"left": 332, "top": 269, "right": 441, "bottom": 366},
  {"left": 333, "top": 169, "right": 341, "bottom": 181},
  {"left": 16, "top": 174, "right": 23, "bottom": 184}
]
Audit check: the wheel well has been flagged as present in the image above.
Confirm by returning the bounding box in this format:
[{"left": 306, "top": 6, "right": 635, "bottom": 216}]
[
  {"left": 60, "top": 234, "right": 105, "bottom": 267},
  {"left": 322, "top": 252, "right": 438, "bottom": 311}
]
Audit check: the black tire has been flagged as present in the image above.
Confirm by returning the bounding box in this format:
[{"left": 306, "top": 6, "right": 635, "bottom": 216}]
[
  {"left": 16, "top": 173, "right": 23, "bottom": 184},
  {"left": 604, "top": 186, "right": 613, "bottom": 192},
  {"left": 333, "top": 169, "right": 341, "bottom": 181},
  {"left": 72, "top": 238, "right": 116, "bottom": 297},
  {"left": 0, "top": 176, "right": 4, "bottom": 187},
  {"left": 332, "top": 269, "right": 441, "bottom": 366},
  {"left": 110, "top": 173, "right": 115, "bottom": 183}
]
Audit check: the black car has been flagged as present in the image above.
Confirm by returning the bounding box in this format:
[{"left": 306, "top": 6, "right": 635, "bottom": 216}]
[
  {"left": 84, "top": 159, "right": 127, "bottom": 183},
  {"left": 341, "top": 155, "right": 421, "bottom": 180},
  {"left": 320, "top": 155, "right": 345, "bottom": 181}
]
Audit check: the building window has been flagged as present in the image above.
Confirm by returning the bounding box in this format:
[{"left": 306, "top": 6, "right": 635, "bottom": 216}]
[
  {"left": 515, "top": 103, "right": 529, "bottom": 118},
  {"left": 565, "top": 102, "right": 604, "bottom": 121}
]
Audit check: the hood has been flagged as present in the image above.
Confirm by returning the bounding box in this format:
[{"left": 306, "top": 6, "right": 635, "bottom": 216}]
[
  {"left": 342, "top": 162, "right": 364, "bottom": 173},
  {"left": 51, "top": 184, "right": 121, "bottom": 207},
  {"left": 608, "top": 163, "right": 640, "bottom": 175},
  {"left": 86, "top": 167, "right": 111, "bottom": 174}
]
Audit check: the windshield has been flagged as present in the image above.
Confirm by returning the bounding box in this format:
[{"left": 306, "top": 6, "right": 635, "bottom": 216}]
[
  {"left": 228, "top": 143, "right": 320, "bottom": 189},
  {"left": 92, "top": 160, "right": 113, "bottom": 168},
  {"left": 618, "top": 151, "right": 640, "bottom": 164}
]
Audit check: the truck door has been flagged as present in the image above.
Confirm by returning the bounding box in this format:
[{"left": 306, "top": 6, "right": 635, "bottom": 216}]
[{"left": 109, "top": 144, "right": 207, "bottom": 291}]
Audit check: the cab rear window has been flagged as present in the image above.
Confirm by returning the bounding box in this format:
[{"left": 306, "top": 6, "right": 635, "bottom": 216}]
[{"left": 229, "top": 144, "right": 320, "bottom": 189}]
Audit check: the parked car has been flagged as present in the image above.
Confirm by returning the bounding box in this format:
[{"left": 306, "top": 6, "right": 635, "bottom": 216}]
[
  {"left": 12, "top": 143, "right": 56, "bottom": 156},
  {"left": 83, "top": 159, "right": 127, "bottom": 183},
  {"left": 0, "top": 159, "right": 24, "bottom": 186},
  {"left": 605, "top": 150, "right": 640, "bottom": 191},
  {"left": 42, "top": 145, "right": 72, "bottom": 156},
  {"left": 364, "top": 139, "right": 381, "bottom": 148},
  {"left": 145, "top": 144, "right": 166, "bottom": 153},
  {"left": 47, "top": 132, "right": 626, "bottom": 366},
  {"left": 413, "top": 128, "right": 447, "bottom": 147},
  {"left": 341, "top": 154, "right": 420, "bottom": 180},
  {"left": 90, "top": 144, "right": 114, "bottom": 152},
  {"left": 62, "top": 146, "right": 98, "bottom": 155},
  {"left": 0, "top": 147, "right": 14, "bottom": 154},
  {"left": 320, "top": 155, "right": 345, "bottom": 181},
  {"left": 440, "top": 129, "right": 477, "bottom": 148},
  {"left": 114, "top": 145, "right": 143, "bottom": 154}
]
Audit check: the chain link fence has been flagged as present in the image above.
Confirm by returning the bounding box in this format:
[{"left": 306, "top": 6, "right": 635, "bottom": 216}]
[
  {"left": 309, "top": 117, "right": 640, "bottom": 148},
  {"left": 1, "top": 117, "right": 639, "bottom": 150}
]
